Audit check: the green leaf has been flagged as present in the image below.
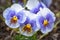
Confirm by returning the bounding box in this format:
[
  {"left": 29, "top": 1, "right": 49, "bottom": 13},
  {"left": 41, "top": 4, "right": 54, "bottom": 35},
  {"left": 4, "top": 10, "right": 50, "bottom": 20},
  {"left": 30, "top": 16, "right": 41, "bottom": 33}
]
[{"left": 13, "top": 33, "right": 37, "bottom": 40}]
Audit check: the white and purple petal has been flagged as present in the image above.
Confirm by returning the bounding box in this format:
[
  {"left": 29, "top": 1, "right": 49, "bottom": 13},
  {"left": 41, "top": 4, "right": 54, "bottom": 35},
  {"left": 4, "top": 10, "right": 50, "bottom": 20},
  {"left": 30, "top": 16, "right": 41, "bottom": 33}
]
[
  {"left": 3, "top": 8, "right": 16, "bottom": 20},
  {"left": 46, "top": 14, "right": 55, "bottom": 23},
  {"left": 40, "top": 23, "right": 54, "bottom": 34},
  {"left": 5, "top": 19, "right": 20, "bottom": 28},
  {"left": 38, "top": 8, "right": 56, "bottom": 20},
  {"left": 3, "top": 8, "right": 11, "bottom": 19},
  {"left": 23, "top": 10, "right": 37, "bottom": 20},
  {"left": 19, "top": 27, "right": 35, "bottom": 36},
  {"left": 26, "top": 0, "right": 39, "bottom": 10},
  {"left": 30, "top": 2, "right": 47, "bottom": 14},
  {"left": 16, "top": 10, "right": 27, "bottom": 23},
  {"left": 30, "top": 20, "right": 40, "bottom": 31},
  {"left": 11, "top": 3, "right": 23, "bottom": 13}
]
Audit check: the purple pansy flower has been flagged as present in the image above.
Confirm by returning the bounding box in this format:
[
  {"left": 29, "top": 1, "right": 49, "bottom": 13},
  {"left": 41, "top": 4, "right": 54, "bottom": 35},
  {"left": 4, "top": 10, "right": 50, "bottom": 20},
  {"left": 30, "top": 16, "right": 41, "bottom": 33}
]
[
  {"left": 19, "top": 11, "right": 40, "bottom": 36},
  {"left": 3, "top": 4, "right": 27, "bottom": 28},
  {"left": 37, "top": 8, "right": 56, "bottom": 34}
]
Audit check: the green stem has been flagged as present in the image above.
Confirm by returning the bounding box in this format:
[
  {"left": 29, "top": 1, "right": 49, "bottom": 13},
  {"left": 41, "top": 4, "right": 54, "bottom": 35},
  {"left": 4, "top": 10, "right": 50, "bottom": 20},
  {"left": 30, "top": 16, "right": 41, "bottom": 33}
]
[
  {"left": 23, "top": 0, "right": 27, "bottom": 7},
  {"left": 39, "top": 33, "right": 48, "bottom": 40},
  {"left": 0, "top": 15, "right": 5, "bottom": 22},
  {"left": 54, "top": 20, "right": 60, "bottom": 28}
]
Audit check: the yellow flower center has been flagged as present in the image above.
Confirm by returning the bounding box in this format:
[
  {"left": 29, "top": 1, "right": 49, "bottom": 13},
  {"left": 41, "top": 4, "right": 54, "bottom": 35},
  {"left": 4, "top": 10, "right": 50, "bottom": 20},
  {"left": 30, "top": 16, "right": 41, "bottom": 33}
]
[
  {"left": 13, "top": 16, "right": 18, "bottom": 21},
  {"left": 22, "top": 24, "right": 32, "bottom": 33},
  {"left": 43, "top": 20, "right": 48, "bottom": 26},
  {"left": 26, "top": 24, "right": 31, "bottom": 29},
  {"left": 11, "top": 16, "right": 18, "bottom": 24}
]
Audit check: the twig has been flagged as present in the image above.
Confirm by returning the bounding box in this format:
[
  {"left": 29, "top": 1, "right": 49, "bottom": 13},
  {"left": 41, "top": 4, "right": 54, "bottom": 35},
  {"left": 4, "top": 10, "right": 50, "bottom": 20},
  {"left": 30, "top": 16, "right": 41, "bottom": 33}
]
[
  {"left": 4, "top": 30, "right": 14, "bottom": 40},
  {"left": 54, "top": 20, "right": 60, "bottom": 29},
  {"left": 38, "top": 33, "right": 48, "bottom": 40}
]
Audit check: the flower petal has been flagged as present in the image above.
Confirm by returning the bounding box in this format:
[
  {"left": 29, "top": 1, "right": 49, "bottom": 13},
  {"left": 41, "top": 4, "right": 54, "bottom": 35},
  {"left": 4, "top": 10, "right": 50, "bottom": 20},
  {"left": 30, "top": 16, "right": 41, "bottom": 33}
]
[
  {"left": 46, "top": 13, "right": 55, "bottom": 23},
  {"left": 5, "top": 19, "right": 20, "bottom": 28},
  {"left": 36, "top": 16, "right": 46, "bottom": 32},
  {"left": 40, "top": 24, "right": 46, "bottom": 33},
  {"left": 41, "top": 23, "right": 54, "bottom": 34},
  {"left": 11, "top": 4, "right": 23, "bottom": 13},
  {"left": 46, "top": 23, "right": 54, "bottom": 33},
  {"left": 19, "top": 26, "right": 35, "bottom": 36},
  {"left": 26, "top": 0, "right": 39, "bottom": 10},
  {"left": 3, "top": 8, "right": 15, "bottom": 20},
  {"left": 3, "top": 8, "right": 10, "bottom": 19},
  {"left": 17, "top": 10, "right": 27, "bottom": 23},
  {"left": 37, "top": 7, "right": 55, "bottom": 17},
  {"left": 30, "top": 20, "right": 40, "bottom": 31},
  {"left": 30, "top": 2, "right": 46, "bottom": 14},
  {"left": 24, "top": 10, "right": 37, "bottom": 20}
]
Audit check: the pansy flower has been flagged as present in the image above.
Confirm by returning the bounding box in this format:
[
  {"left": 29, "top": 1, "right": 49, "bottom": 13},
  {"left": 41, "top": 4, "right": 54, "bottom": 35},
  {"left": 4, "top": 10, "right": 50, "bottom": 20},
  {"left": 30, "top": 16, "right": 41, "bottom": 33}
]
[
  {"left": 19, "top": 11, "right": 40, "bottom": 36},
  {"left": 26, "top": 0, "right": 46, "bottom": 14},
  {"left": 3, "top": 4, "right": 27, "bottom": 28},
  {"left": 37, "top": 8, "right": 56, "bottom": 34}
]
